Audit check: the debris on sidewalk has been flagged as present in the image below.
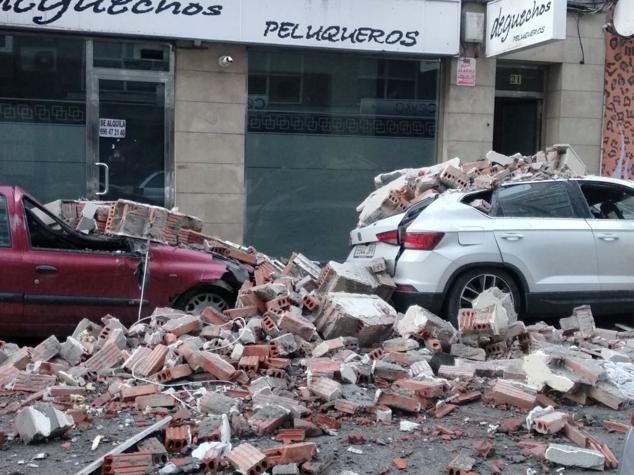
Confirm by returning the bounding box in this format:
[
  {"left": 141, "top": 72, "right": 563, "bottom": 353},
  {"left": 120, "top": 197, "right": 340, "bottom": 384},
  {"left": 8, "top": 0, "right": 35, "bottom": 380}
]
[{"left": 0, "top": 208, "right": 629, "bottom": 474}]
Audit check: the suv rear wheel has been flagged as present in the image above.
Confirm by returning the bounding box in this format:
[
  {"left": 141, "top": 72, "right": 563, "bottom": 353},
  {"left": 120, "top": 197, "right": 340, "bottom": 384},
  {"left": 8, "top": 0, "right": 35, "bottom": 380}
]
[{"left": 445, "top": 267, "right": 521, "bottom": 327}]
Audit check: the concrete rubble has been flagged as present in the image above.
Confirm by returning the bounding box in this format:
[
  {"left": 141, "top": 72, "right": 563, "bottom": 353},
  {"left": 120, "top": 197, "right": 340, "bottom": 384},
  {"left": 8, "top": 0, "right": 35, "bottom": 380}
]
[
  {"left": 0, "top": 259, "right": 630, "bottom": 474},
  {"left": 357, "top": 144, "right": 586, "bottom": 226},
  {"left": 1, "top": 177, "right": 632, "bottom": 473}
]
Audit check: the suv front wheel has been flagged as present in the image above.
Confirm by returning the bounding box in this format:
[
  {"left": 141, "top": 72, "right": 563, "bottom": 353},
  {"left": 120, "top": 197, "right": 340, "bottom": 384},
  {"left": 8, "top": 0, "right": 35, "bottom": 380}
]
[{"left": 445, "top": 267, "right": 521, "bottom": 327}]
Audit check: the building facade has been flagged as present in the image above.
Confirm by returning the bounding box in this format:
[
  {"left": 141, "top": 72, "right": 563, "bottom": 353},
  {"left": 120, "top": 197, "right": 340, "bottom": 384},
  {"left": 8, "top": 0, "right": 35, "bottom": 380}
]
[{"left": 0, "top": 0, "right": 615, "bottom": 261}]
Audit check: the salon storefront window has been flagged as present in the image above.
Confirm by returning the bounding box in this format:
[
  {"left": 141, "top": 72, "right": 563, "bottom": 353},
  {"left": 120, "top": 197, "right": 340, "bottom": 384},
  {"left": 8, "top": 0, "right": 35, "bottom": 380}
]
[
  {"left": 0, "top": 32, "right": 173, "bottom": 206},
  {"left": 0, "top": 33, "right": 86, "bottom": 202},
  {"left": 246, "top": 48, "right": 440, "bottom": 261}
]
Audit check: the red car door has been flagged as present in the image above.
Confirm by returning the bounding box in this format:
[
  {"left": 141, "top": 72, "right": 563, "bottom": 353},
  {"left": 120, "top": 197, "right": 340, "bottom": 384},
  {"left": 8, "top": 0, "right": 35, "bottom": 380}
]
[
  {"left": 20, "top": 195, "right": 147, "bottom": 334},
  {"left": 0, "top": 190, "right": 25, "bottom": 333}
]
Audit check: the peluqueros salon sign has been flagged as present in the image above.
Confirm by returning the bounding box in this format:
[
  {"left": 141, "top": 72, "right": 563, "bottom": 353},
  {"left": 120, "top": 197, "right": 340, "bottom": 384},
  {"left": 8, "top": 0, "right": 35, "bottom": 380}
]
[{"left": 0, "top": 0, "right": 461, "bottom": 55}]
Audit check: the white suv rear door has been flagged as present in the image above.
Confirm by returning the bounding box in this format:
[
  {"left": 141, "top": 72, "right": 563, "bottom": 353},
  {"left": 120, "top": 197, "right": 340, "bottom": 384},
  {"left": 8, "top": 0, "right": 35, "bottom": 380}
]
[
  {"left": 490, "top": 181, "right": 600, "bottom": 294},
  {"left": 577, "top": 180, "right": 634, "bottom": 292},
  {"left": 347, "top": 213, "right": 404, "bottom": 274}
]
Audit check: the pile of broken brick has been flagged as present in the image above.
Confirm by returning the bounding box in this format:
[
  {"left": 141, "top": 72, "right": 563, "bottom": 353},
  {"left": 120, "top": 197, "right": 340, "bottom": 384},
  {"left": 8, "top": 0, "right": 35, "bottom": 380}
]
[
  {"left": 356, "top": 144, "right": 587, "bottom": 227},
  {"left": 0, "top": 253, "right": 633, "bottom": 474}
]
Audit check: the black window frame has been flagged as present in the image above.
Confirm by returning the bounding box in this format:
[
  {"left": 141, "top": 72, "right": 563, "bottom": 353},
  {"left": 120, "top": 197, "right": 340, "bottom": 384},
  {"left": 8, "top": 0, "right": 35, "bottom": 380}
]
[
  {"left": 0, "top": 194, "right": 10, "bottom": 248},
  {"left": 490, "top": 180, "right": 587, "bottom": 219}
]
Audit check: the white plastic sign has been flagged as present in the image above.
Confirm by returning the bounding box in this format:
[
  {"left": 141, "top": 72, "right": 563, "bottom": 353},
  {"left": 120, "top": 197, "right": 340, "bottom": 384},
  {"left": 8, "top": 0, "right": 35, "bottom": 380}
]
[
  {"left": 456, "top": 57, "right": 476, "bottom": 86},
  {"left": 0, "top": 0, "right": 461, "bottom": 55},
  {"left": 99, "top": 118, "right": 126, "bottom": 138},
  {"left": 486, "top": 0, "right": 566, "bottom": 57}
]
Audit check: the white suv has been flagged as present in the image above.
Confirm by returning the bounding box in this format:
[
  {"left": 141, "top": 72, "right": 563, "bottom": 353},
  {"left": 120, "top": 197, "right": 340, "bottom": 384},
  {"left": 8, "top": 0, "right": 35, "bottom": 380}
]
[{"left": 347, "top": 176, "right": 634, "bottom": 324}]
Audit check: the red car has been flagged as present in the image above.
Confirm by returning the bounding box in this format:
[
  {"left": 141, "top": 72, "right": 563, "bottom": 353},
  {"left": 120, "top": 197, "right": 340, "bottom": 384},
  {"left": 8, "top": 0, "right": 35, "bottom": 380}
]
[{"left": 0, "top": 186, "right": 247, "bottom": 336}]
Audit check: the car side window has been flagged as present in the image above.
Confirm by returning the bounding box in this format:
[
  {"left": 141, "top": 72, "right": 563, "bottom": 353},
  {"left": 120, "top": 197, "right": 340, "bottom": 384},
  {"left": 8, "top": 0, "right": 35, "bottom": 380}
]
[
  {"left": 490, "top": 182, "right": 576, "bottom": 218},
  {"left": 580, "top": 182, "right": 634, "bottom": 220},
  {"left": 23, "top": 197, "right": 131, "bottom": 253},
  {"left": 0, "top": 195, "right": 10, "bottom": 247}
]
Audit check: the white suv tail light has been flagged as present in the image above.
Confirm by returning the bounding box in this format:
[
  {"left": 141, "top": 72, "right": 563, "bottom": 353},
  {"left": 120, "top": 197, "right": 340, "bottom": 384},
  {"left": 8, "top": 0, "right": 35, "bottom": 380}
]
[
  {"left": 403, "top": 232, "right": 444, "bottom": 250},
  {"left": 376, "top": 230, "right": 399, "bottom": 245}
]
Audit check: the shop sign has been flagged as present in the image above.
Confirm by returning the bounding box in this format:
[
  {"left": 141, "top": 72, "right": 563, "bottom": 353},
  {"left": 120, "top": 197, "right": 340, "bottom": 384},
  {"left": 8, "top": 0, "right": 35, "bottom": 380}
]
[
  {"left": 0, "top": 0, "right": 460, "bottom": 55},
  {"left": 486, "top": 0, "right": 566, "bottom": 57},
  {"left": 99, "top": 118, "right": 126, "bottom": 138},
  {"left": 456, "top": 57, "right": 476, "bottom": 86}
]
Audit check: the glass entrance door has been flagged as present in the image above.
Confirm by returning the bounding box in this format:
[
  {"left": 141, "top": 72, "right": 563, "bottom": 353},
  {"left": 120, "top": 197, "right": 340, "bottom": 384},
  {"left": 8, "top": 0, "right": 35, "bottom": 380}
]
[
  {"left": 86, "top": 44, "right": 173, "bottom": 208},
  {"left": 96, "top": 78, "right": 166, "bottom": 206}
]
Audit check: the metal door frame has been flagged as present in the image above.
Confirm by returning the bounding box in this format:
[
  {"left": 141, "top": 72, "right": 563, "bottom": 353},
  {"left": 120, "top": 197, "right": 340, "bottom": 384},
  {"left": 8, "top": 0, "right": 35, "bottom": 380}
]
[{"left": 85, "top": 40, "right": 175, "bottom": 207}]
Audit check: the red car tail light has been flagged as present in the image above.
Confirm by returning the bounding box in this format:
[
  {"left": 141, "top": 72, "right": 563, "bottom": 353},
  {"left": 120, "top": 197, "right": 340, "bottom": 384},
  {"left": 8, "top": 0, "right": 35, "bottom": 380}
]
[
  {"left": 631, "top": 408, "right": 634, "bottom": 427},
  {"left": 403, "top": 232, "right": 444, "bottom": 250},
  {"left": 376, "top": 230, "right": 399, "bottom": 245}
]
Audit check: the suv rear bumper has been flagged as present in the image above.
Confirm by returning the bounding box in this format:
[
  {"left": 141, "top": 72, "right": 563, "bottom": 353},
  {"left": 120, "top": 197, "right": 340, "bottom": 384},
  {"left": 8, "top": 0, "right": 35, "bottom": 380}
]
[{"left": 391, "top": 290, "right": 444, "bottom": 315}]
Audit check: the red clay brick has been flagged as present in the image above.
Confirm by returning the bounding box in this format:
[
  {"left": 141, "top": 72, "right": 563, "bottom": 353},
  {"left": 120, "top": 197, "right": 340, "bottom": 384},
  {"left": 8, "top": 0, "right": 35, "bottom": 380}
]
[
  {"left": 533, "top": 411, "right": 568, "bottom": 435},
  {"left": 517, "top": 441, "right": 547, "bottom": 459},
  {"left": 275, "top": 428, "right": 306, "bottom": 444},
  {"left": 347, "top": 431, "right": 367, "bottom": 444},
  {"left": 84, "top": 343, "right": 124, "bottom": 372},
  {"left": 603, "top": 420, "right": 630, "bottom": 433},
  {"left": 315, "top": 415, "right": 341, "bottom": 430},
  {"left": 120, "top": 384, "right": 158, "bottom": 401},
  {"left": 227, "top": 443, "right": 268, "bottom": 474},
  {"left": 123, "top": 347, "right": 152, "bottom": 373},
  {"left": 393, "top": 379, "right": 445, "bottom": 398},
  {"left": 161, "top": 315, "right": 202, "bottom": 337},
  {"left": 164, "top": 425, "right": 192, "bottom": 451},
  {"left": 278, "top": 312, "right": 316, "bottom": 340},
  {"left": 452, "top": 391, "right": 482, "bottom": 405},
  {"left": 265, "top": 296, "right": 291, "bottom": 311},
  {"left": 135, "top": 394, "right": 176, "bottom": 410},
  {"left": 368, "top": 348, "right": 384, "bottom": 361},
  {"left": 239, "top": 355, "right": 260, "bottom": 372},
  {"left": 223, "top": 306, "right": 259, "bottom": 320},
  {"left": 393, "top": 457, "right": 408, "bottom": 470},
  {"left": 134, "top": 345, "right": 168, "bottom": 377},
  {"left": 488, "top": 379, "right": 536, "bottom": 410},
  {"left": 201, "top": 306, "right": 230, "bottom": 325},
  {"left": 378, "top": 392, "right": 421, "bottom": 413},
  {"left": 262, "top": 442, "right": 316, "bottom": 466},
  {"left": 261, "top": 315, "right": 280, "bottom": 337},
  {"left": 199, "top": 352, "right": 238, "bottom": 381},
  {"left": 155, "top": 364, "right": 192, "bottom": 383},
  {"left": 177, "top": 344, "right": 201, "bottom": 371},
  {"left": 302, "top": 294, "right": 320, "bottom": 312},
  {"left": 11, "top": 372, "right": 56, "bottom": 392},
  {"left": 242, "top": 345, "right": 271, "bottom": 361},
  {"left": 433, "top": 403, "right": 458, "bottom": 418}
]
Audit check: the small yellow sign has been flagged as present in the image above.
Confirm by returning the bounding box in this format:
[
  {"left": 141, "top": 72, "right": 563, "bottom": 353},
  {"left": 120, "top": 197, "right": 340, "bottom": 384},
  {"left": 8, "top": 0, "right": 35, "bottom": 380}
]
[{"left": 509, "top": 74, "right": 522, "bottom": 85}]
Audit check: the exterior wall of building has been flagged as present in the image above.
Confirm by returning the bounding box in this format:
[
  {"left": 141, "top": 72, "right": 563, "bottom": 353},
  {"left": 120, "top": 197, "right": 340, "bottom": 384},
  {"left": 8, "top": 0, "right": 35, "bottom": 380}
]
[
  {"left": 173, "top": 43, "right": 248, "bottom": 243},
  {"left": 439, "top": 7, "right": 606, "bottom": 173},
  {"left": 438, "top": 3, "right": 494, "bottom": 163}
]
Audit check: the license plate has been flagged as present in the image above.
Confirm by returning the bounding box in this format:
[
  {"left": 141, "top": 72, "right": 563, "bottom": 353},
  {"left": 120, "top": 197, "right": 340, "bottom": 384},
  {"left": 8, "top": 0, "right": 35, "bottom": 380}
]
[{"left": 354, "top": 243, "right": 376, "bottom": 258}]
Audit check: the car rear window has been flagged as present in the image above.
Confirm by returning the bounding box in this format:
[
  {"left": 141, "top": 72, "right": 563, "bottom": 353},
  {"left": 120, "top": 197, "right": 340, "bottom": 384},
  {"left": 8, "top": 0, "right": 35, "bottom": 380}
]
[
  {"left": 491, "top": 181, "right": 576, "bottom": 218},
  {"left": 0, "top": 195, "right": 9, "bottom": 247}
]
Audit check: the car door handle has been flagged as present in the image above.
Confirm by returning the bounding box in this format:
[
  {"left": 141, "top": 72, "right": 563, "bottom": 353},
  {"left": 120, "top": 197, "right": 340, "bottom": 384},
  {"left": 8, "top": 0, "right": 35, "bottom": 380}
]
[
  {"left": 500, "top": 233, "right": 523, "bottom": 241},
  {"left": 597, "top": 233, "right": 619, "bottom": 242},
  {"left": 35, "top": 265, "right": 58, "bottom": 274}
]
